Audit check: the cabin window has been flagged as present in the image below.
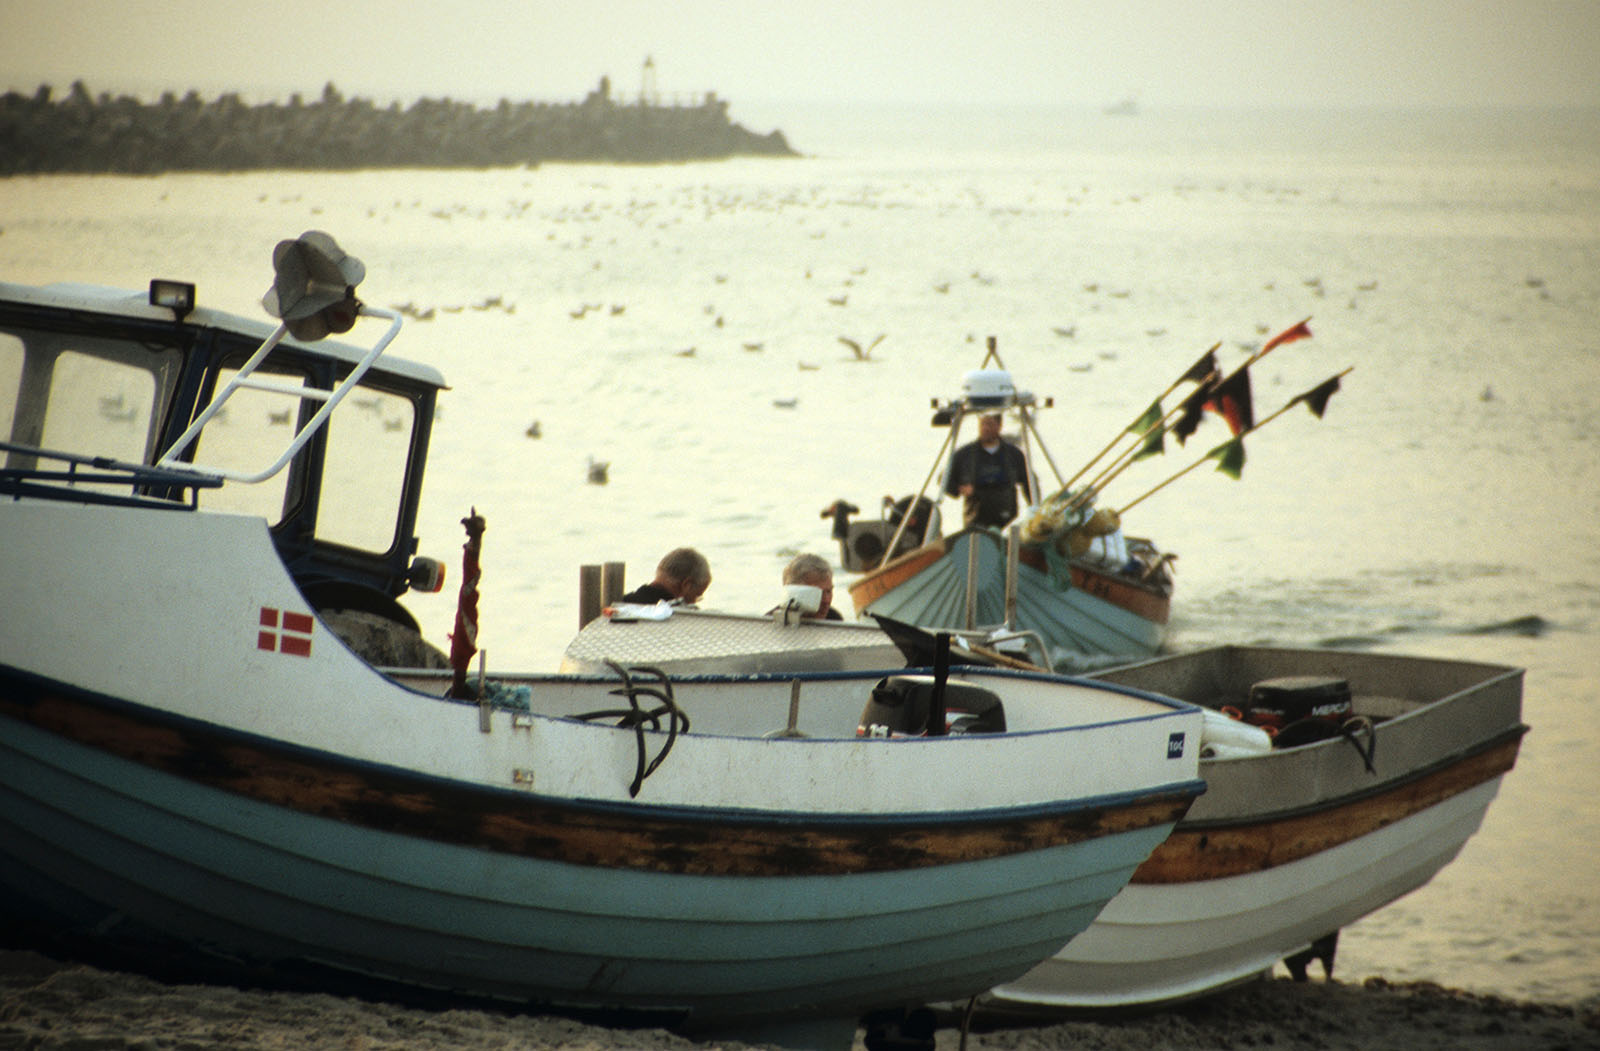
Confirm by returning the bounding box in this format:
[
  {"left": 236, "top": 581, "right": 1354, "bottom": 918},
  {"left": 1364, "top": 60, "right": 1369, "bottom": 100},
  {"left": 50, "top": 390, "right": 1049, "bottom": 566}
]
[
  {"left": 0, "top": 329, "right": 178, "bottom": 479},
  {"left": 317, "top": 388, "right": 412, "bottom": 553},
  {"left": 189, "top": 362, "right": 306, "bottom": 524},
  {"left": 40, "top": 350, "right": 158, "bottom": 465}
]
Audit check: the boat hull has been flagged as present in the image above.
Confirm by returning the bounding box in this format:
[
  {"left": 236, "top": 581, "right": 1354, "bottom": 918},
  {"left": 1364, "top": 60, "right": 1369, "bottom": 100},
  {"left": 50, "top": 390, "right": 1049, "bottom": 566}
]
[
  {"left": 1, "top": 699, "right": 1180, "bottom": 1024},
  {"left": 849, "top": 530, "right": 1166, "bottom": 666},
  {"left": 978, "top": 645, "right": 1527, "bottom": 1014},
  {"left": 0, "top": 498, "right": 1203, "bottom": 1035}
]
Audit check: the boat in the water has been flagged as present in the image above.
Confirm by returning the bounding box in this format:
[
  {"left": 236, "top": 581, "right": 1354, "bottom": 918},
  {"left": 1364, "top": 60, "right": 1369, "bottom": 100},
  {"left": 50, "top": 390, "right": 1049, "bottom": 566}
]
[
  {"left": 829, "top": 339, "right": 1174, "bottom": 670},
  {"left": 973, "top": 644, "right": 1527, "bottom": 1016},
  {"left": 0, "top": 238, "right": 1208, "bottom": 1048}
]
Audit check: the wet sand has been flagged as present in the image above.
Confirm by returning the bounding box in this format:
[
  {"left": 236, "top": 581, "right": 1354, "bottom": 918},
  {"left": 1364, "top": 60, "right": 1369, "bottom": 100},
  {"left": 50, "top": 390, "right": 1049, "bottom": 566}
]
[{"left": 3, "top": 950, "right": 1594, "bottom": 1051}]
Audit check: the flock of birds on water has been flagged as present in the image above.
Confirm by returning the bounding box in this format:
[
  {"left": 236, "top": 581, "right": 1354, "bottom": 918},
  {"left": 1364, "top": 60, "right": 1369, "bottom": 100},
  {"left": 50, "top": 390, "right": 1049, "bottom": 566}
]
[
  {"left": 196, "top": 184, "right": 1557, "bottom": 487},
  {"left": 89, "top": 254, "right": 1549, "bottom": 486}
]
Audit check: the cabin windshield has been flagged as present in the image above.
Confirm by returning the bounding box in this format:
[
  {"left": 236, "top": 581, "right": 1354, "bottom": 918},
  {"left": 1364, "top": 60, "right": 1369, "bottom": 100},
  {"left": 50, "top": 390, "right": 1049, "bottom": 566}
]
[
  {"left": 186, "top": 358, "right": 415, "bottom": 555},
  {"left": 319, "top": 387, "right": 413, "bottom": 553},
  {"left": 188, "top": 359, "right": 308, "bottom": 523}
]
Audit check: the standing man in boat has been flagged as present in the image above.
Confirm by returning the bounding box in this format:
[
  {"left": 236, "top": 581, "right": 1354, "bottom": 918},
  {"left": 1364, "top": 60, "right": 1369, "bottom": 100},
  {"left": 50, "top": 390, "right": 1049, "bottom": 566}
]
[{"left": 944, "top": 413, "right": 1030, "bottom": 529}]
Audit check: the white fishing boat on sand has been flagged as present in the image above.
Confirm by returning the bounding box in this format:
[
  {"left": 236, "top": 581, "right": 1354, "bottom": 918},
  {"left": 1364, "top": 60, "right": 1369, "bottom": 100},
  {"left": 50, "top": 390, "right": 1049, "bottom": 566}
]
[{"left": 0, "top": 235, "right": 1208, "bottom": 1049}]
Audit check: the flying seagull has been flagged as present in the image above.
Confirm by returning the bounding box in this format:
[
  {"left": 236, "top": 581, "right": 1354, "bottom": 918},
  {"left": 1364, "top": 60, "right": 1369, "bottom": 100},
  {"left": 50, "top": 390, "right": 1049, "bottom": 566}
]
[{"left": 839, "top": 334, "right": 886, "bottom": 361}]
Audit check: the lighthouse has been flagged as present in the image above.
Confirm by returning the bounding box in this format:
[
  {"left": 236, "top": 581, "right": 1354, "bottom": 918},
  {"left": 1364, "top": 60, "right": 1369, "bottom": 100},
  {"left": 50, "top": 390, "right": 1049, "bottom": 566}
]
[{"left": 640, "top": 55, "right": 658, "bottom": 106}]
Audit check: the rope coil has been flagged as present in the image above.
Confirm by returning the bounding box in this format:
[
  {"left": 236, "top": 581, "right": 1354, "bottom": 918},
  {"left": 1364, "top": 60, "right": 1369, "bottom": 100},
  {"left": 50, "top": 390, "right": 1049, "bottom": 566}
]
[{"left": 570, "top": 662, "right": 691, "bottom": 797}]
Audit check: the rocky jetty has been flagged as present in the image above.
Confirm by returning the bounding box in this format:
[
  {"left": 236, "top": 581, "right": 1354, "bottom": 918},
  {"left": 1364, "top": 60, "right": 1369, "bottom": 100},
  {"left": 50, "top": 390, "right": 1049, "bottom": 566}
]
[{"left": 0, "top": 77, "right": 798, "bottom": 176}]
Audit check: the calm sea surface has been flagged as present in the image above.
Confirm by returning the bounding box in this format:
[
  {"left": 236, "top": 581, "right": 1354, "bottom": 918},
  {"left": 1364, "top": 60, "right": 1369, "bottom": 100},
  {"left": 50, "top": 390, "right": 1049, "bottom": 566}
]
[{"left": 2, "top": 104, "right": 1596, "bottom": 1006}]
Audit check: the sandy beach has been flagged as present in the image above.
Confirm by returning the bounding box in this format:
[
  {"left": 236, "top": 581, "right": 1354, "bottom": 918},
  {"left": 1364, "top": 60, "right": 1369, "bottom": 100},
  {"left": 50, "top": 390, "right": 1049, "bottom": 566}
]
[{"left": 3, "top": 950, "right": 1595, "bottom": 1051}]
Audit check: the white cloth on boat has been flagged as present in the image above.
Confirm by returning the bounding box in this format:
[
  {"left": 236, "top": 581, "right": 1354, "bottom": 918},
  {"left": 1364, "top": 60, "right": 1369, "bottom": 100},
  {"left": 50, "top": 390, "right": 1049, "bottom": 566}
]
[
  {"left": 1080, "top": 528, "right": 1130, "bottom": 568},
  {"left": 606, "top": 602, "right": 675, "bottom": 622}
]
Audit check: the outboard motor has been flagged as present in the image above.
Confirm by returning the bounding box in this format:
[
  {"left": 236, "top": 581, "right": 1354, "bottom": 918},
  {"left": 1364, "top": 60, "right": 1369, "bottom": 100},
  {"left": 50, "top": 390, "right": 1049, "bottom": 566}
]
[
  {"left": 821, "top": 499, "right": 859, "bottom": 541},
  {"left": 1246, "top": 675, "right": 1353, "bottom": 747},
  {"left": 830, "top": 495, "right": 941, "bottom": 573},
  {"left": 858, "top": 675, "right": 1007, "bottom": 737},
  {"left": 886, "top": 494, "right": 936, "bottom": 542}
]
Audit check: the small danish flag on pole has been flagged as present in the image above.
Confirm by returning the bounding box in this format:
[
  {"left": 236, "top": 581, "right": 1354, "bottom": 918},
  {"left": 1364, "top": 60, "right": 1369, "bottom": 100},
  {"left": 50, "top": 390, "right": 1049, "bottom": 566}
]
[{"left": 258, "top": 606, "right": 314, "bottom": 657}]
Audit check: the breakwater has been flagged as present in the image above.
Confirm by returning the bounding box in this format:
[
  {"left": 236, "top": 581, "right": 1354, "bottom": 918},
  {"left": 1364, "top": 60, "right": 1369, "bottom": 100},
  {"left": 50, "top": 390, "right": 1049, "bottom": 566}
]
[{"left": 0, "top": 78, "right": 798, "bottom": 176}]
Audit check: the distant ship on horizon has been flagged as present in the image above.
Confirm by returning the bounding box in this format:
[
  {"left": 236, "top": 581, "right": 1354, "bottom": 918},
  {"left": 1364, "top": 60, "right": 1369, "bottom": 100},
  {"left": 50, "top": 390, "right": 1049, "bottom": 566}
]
[{"left": 1103, "top": 93, "right": 1140, "bottom": 116}]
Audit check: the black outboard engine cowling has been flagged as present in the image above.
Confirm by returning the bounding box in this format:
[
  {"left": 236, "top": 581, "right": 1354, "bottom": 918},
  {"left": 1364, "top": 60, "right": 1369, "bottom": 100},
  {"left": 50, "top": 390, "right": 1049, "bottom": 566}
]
[
  {"left": 1248, "top": 675, "right": 1353, "bottom": 747},
  {"left": 858, "top": 675, "right": 1007, "bottom": 737},
  {"left": 1247, "top": 675, "right": 1352, "bottom": 724}
]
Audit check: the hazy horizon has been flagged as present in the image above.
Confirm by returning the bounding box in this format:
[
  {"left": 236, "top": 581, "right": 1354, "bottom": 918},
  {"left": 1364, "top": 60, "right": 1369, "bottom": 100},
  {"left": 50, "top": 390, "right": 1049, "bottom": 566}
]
[{"left": 4, "top": 1, "right": 1596, "bottom": 118}]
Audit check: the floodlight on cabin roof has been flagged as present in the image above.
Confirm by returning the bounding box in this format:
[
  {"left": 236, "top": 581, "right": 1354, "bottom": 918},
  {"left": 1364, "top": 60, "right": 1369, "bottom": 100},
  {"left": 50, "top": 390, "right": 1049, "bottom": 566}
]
[
  {"left": 148, "top": 279, "right": 196, "bottom": 320},
  {"left": 262, "top": 230, "right": 366, "bottom": 341}
]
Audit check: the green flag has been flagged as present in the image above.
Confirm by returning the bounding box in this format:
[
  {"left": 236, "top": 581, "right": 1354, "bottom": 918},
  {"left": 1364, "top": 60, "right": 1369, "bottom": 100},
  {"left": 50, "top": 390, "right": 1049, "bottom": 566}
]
[
  {"left": 1127, "top": 399, "right": 1165, "bottom": 460},
  {"left": 1206, "top": 436, "right": 1246, "bottom": 479}
]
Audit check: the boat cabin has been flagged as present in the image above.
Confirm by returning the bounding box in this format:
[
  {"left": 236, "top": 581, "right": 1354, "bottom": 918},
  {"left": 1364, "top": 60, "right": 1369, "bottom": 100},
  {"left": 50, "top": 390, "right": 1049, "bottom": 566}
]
[{"left": 0, "top": 278, "right": 446, "bottom": 633}]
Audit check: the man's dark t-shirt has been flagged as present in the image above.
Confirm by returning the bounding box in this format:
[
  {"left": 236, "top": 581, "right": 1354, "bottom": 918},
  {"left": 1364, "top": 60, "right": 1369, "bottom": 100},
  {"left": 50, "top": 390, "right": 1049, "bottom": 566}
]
[
  {"left": 945, "top": 440, "right": 1029, "bottom": 528},
  {"left": 621, "top": 583, "right": 676, "bottom": 604}
]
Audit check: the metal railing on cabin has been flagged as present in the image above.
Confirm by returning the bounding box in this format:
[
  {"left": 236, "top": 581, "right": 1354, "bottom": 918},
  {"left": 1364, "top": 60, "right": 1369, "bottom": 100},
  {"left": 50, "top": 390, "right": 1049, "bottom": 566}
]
[{"left": 156, "top": 305, "right": 402, "bottom": 485}]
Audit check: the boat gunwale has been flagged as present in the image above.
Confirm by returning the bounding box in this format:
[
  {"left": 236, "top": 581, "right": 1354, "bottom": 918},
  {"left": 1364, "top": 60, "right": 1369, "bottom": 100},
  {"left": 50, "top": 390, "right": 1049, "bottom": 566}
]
[
  {"left": 2, "top": 665, "right": 1205, "bottom": 846},
  {"left": 1169, "top": 723, "right": 1525, "bottom": 834},
  {"left": 849, "top": 526, "right": 1175, "bottom": 607}
]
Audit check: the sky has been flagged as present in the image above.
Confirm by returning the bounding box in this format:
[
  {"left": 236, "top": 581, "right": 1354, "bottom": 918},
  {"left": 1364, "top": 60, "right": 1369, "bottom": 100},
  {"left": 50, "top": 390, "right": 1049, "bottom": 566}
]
[{"left": 2, "top": 0, "right": 1597, "bottom": 115}]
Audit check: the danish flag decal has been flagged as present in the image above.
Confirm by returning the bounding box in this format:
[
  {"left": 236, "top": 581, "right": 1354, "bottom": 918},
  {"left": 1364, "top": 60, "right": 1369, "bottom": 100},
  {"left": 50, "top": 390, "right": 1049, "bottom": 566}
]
[{"left": 259, "top": 606, "right": 314, "bottom": 657}]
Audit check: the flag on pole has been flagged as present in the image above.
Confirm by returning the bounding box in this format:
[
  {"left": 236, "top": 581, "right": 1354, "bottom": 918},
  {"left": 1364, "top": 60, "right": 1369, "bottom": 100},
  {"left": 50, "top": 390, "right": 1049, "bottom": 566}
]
[
  {"left": 1171, "top": 376, "right": 1216, "bottom": 444},
  {"left": 1289, "top": 373, "right": 1344, "bottom": 418},
  {"left": 449, "top": 508, "right": 486, "bottom": 700},
  {"left": 1207, "top": 436, "right": 1246, "bottom": 479},
  {"left": 1205, "top": 367, "right": 1255, "bottom": 435},
  {"left": 1127, "top": 399, "right": 1166, "bottom": 460},
  {"left": 1174, "top": 365, "right": 1254, "bottom": 443},
  {"left": 1260, "top": 317, "right": 1313, "bottom": 356},
  {"left": 1181, "top": 347, "right": 1221, "bottom": 385}
]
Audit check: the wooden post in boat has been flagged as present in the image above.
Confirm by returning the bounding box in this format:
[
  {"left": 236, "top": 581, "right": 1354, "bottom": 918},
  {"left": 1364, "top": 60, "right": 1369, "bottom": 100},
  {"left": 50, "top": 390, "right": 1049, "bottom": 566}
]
[
  {"left": 579, "top": 563, "right": 603, "bottom": 629},
  {"left": 1005, "top": 525, "right": 1021, "bottom": 630},
  {"left": 964, "top": 532, "right": 979, "bottom": 630},
  {"left": 928, "top": 632, "right": 951, "bottom": 736},
  {"left": 882, "top": 415, "right": 961, "bottom": 560},
  {"left": 602, "top": 561, "right": 626, "bottom": 606}
]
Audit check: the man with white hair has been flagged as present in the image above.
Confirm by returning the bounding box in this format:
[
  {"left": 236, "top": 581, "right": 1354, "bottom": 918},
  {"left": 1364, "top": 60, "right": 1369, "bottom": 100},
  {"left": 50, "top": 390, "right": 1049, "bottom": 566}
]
[{"left": 780, "top": 552, "right": 842, "bottom": 620}]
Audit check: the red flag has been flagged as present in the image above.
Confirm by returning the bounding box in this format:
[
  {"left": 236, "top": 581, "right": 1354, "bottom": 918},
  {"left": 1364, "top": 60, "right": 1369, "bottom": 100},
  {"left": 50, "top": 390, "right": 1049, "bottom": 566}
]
[
  {"left": 449, "top": 508, "right": 487, "bottom": 700},
  {"left": 1260, "top": 317, "right": 1312, "bottom": 356},
  {"left": 1204, "top": 368, "right": 1254, "bottom": 435}
]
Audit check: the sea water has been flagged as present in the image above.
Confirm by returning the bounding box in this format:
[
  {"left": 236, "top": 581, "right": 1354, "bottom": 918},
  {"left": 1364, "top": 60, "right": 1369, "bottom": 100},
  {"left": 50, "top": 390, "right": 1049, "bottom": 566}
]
[{"left": 1, "top": 104, "right": 1596, "bottom": 1006}]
